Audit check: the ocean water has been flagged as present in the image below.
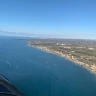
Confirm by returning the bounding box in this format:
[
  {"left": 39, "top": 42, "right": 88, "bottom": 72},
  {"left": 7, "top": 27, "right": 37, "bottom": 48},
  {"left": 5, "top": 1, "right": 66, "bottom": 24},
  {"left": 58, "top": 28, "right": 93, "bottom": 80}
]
[{"left": 0, "top": 36, "right": 96, "bottom": 96}]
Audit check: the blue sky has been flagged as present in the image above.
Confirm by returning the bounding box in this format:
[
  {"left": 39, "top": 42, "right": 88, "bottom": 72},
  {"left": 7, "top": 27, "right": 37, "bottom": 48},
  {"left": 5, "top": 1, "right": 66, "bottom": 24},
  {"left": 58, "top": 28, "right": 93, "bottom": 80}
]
[{"left": 0, "top": 0, "right": 96, "bottom": 39}]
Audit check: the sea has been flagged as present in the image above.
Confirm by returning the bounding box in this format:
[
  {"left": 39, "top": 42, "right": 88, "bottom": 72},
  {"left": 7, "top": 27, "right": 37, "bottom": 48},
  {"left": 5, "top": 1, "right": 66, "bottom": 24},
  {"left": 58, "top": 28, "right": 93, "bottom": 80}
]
[{"left": 0, "top": 36, "right": 96, "bottom": 96}]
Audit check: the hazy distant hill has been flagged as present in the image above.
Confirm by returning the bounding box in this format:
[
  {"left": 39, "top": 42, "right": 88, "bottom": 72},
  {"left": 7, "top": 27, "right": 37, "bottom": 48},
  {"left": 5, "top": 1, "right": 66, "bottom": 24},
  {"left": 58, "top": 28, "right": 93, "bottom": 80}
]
[
  {"left": 0, "top": 31, "right": 56, "bottom": 38},
  {"left": 0, "top": 31, "right": 36, "bottom": 37}
]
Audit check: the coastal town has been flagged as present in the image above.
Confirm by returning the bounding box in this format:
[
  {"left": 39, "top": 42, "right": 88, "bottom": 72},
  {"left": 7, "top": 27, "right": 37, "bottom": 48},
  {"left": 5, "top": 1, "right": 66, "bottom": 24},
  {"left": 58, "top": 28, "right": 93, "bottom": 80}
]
[{"left": 29, "top": 39, "right": 96, "bottom": 74}]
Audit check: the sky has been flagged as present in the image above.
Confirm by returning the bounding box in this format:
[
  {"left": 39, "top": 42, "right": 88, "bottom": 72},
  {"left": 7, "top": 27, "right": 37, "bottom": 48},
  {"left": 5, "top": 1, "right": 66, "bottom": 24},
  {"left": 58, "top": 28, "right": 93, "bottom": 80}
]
[{"left": 0, "top": 0, "right": 96, "bottom": 39}]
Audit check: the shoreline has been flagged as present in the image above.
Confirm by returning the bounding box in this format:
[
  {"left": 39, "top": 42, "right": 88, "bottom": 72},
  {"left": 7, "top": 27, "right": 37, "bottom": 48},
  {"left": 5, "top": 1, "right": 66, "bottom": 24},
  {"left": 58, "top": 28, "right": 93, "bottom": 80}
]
[{"left": 28, "top": 42, "right": 96, "bottom": 75}]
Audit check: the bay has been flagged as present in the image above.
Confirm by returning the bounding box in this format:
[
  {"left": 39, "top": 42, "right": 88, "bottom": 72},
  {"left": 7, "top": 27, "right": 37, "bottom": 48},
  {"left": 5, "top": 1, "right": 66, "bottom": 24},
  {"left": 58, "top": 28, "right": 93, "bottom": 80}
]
[{"left": 0, "top": 36, "right": 96, "bottom": 96}]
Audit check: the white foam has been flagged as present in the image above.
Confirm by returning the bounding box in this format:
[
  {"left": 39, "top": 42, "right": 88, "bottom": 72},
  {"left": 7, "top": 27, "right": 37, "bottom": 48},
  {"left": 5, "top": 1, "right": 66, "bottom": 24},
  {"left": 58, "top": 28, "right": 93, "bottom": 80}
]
[{"left": 6, "top": 61, "right": 11, "bottom": 67}]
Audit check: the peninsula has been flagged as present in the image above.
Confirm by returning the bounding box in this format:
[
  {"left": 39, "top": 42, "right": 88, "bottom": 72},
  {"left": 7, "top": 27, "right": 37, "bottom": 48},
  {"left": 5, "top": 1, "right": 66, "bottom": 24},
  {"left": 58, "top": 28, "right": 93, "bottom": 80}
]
[{"left": 28, "top": 39, "right": 96, "bottom": 74}]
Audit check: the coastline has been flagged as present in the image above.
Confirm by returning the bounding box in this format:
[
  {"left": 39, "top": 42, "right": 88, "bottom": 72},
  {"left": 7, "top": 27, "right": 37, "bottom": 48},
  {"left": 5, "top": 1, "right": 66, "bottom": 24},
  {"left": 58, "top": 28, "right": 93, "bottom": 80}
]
[{"left": 28, "top": 42, "right": 96, "bottom": 75}]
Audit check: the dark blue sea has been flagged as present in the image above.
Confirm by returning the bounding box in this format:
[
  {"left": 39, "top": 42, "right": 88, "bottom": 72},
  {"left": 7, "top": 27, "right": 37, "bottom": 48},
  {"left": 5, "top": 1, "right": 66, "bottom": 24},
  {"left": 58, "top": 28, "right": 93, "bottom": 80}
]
[{"left": 0, "top": 36, "right": 96, "bottom": 96}]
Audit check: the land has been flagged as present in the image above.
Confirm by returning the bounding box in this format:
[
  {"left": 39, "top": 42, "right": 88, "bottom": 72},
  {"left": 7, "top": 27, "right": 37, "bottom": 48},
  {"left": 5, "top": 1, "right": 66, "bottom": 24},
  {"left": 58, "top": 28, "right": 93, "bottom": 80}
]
[{"left": 28, "top": 39, "right": 96, "bottom": 74}]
